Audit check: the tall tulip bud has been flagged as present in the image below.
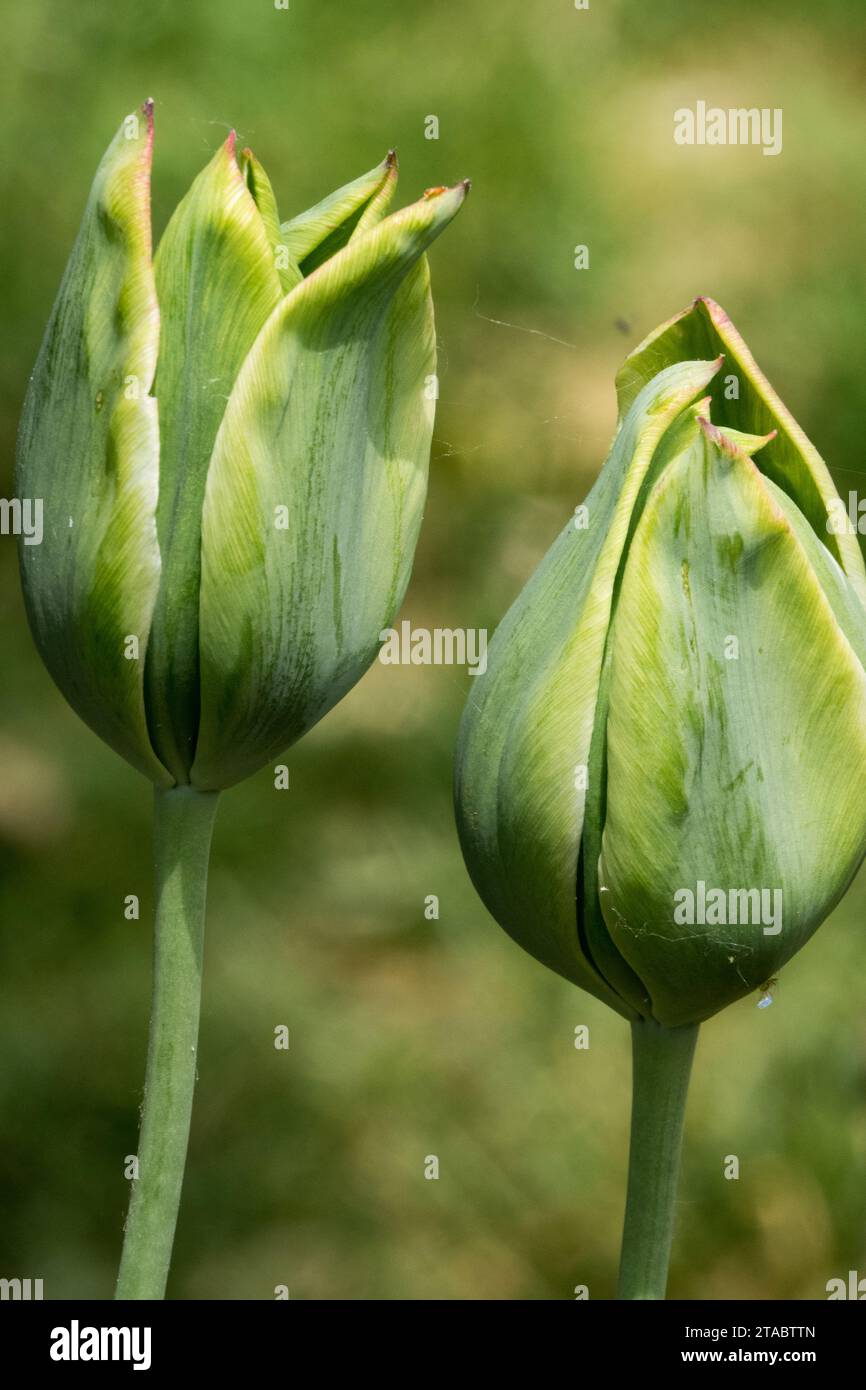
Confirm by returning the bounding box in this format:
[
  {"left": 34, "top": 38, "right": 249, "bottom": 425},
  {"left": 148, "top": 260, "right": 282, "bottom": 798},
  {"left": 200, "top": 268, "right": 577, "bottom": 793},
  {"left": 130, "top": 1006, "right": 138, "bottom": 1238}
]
[
  {"left": 14, "top": 101, "right": 467, "bottom": 1301},
  {"left": 454, "top": 298, "right": 866, "bottom": 1297},
  {"left": 17, "top": 100, "right": 468, "bottom": 790}
]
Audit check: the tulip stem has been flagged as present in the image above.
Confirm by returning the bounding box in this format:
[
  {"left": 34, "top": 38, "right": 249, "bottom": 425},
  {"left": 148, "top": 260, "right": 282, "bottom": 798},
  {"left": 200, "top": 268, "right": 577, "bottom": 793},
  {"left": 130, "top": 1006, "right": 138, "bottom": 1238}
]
[
  {"left": 617, "top": 1018, "right": 699, "bottom": 1300},
  {"left": 115, "top": 785, "right": 220, "bottom": 1300}
]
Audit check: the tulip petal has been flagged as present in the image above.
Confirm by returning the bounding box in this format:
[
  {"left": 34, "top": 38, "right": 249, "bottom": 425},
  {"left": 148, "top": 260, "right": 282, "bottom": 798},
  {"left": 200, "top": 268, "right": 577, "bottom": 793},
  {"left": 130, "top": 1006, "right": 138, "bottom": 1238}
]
[
  {"left": 279, "top": 153, "right": 399, "bottom": 274},
  {"left": 16, "top": 102, "right": 171, "bottom": 785},
  {"left": 144, "top": 133, "right": 283, "bottom": 781},
  {"left": 240, "top": 147, "right": 303, "bottom": 292},
  {"left": 580, "top": 401, "right": 722, "bottom": 1015},
  {"left": 615, "top": 296, "right": 866, "bottom": 606},
  {"left": 705, "top": 418, "right": 866, "bottom": 669},
  {"left": 453, "top": 358, "right": 722, "bottom": 1016},
  {"left": 760, "top": 474, "right": 866, "bottom": 670},
  {"left": 599, "top": 418, "right": 866, "bottom": 1026},
  {"left": 191, "top": 182, "right": 469, "bottom": 789}
]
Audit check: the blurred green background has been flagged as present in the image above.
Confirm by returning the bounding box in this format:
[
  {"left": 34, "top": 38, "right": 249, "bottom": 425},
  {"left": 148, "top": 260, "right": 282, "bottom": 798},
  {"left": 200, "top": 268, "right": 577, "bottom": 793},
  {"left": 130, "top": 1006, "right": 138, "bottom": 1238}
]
[{"left": 2, "top": 0, "right": 866, "bottom": 1300}]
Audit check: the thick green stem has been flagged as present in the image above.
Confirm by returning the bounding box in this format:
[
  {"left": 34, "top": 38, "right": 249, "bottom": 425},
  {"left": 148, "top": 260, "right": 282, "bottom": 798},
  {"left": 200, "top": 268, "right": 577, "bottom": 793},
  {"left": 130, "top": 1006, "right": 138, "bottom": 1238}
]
[
  {"left": 617, "top": 1018, "right": 699, "bottom": 1300},
  {"left": 115, "top": 785, "right": 220, "bottom": 1300}
]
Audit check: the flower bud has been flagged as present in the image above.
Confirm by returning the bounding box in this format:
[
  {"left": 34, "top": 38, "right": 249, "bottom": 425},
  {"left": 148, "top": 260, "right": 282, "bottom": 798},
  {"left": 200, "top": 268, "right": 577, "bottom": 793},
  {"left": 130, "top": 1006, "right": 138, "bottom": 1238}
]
[
  {"left": 454, "top": 297, "right": 866, "bottom": 1026},
  {"left": 17, "top": 101, "right": 468, "bottom": 789}
]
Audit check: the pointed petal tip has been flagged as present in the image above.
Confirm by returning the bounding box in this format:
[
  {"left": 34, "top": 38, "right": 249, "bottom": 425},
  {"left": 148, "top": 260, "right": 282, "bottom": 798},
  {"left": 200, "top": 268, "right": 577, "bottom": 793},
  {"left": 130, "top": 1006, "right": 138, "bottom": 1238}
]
[
  {"left": 132, "top": 100, "right": 154, "bottom": 164},
  {"left": 697, "top": 413, "right": 778, "bottom": 461},
  {"left": 422, "top": 178, "right": 471, "bottom": 202},
  {"left": 694, "top": 294, "right": 731, "bottom": 327},
  {"left": 411, "top": 179, "right": 470, "bottom": 230},
  {"left": 137, "top": 99, "right": 154, "bottom": 153},
  {"left": 697, "top": 414, "right": 737, "bottom": 459},
  {"left": 384, "top": 148, "right": 398, "bottom": 170}
]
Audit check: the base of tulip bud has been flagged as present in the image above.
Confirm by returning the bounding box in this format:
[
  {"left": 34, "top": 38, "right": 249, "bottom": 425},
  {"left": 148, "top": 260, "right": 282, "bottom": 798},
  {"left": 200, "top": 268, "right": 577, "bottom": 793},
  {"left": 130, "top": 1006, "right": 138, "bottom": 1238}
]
[
  {"left": 617, "top": 1018, "right": 699, "bottom": 1300},
  {"left": 115, "top": 785, "right": 220, "bottom": 1300}
]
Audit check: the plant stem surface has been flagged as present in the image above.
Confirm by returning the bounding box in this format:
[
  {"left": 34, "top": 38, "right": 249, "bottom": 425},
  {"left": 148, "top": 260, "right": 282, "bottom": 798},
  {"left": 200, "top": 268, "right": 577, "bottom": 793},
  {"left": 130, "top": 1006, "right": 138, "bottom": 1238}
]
[
  {"left": 115, "top": 785, "right": 219, "bottom": 1300},
  {"left": 617, "top": 1017, "right": 699, "bottom": 1300}
]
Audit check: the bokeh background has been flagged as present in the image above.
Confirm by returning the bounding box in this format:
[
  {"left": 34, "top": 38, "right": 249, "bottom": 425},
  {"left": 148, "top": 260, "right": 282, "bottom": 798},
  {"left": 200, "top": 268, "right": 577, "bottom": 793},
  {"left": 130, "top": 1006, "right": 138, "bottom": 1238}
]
[{"left": 2, "top": 0, "right": 866, "bottom": 1300}]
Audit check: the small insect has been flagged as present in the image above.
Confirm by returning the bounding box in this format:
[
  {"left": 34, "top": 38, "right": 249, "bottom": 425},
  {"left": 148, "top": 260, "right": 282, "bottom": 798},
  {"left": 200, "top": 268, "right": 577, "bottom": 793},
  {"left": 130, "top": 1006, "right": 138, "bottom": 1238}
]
[{"left": 757, "top": 976, "right": 778, "bottom": 1009}]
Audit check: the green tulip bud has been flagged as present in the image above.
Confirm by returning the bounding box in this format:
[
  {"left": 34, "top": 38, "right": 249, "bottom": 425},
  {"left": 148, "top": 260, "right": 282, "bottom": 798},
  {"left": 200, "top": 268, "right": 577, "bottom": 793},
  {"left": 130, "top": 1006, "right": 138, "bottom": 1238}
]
[
  {"left": 455, "top": 296, "right": 866, "bottom": 1029},
  {"left": 16, "top": 100, "right": 468, "bottom": 790},
  {"left": 15, "top": 100, "right": 469, "bottom": 1302}
]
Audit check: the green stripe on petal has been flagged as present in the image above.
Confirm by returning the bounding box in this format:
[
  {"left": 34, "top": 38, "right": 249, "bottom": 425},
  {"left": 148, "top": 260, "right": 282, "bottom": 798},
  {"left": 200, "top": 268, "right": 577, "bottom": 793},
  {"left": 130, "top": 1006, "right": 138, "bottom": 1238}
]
[
  {"left": 191, "top": 181, "right": 469, "bottom": 790},
  {"left": 599, "top": 420, "right": 866, "bottom": 1027},
  {"left": 454, "top": 358, "right": 722, "bottom": 1015},
  {"left": 144, "top": 132, "right": 283, "bottom": 781},
  {"left": 16, "top": 101, "right": 170, "bottom": 786}
]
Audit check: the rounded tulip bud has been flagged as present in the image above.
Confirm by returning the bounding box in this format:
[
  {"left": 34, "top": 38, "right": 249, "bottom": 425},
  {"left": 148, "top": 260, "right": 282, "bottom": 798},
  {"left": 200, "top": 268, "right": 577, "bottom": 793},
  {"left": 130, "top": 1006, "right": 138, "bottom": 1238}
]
[{"left": 455, "top": 297, "right": 866, "bottom": 1027}]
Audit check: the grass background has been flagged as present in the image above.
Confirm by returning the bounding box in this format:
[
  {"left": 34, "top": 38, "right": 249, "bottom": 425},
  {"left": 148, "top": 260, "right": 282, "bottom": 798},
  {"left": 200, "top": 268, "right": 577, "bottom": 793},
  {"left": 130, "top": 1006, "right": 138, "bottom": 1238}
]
[{"left": 1, "top": 0, "right": 865, "bottom": 1299}]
